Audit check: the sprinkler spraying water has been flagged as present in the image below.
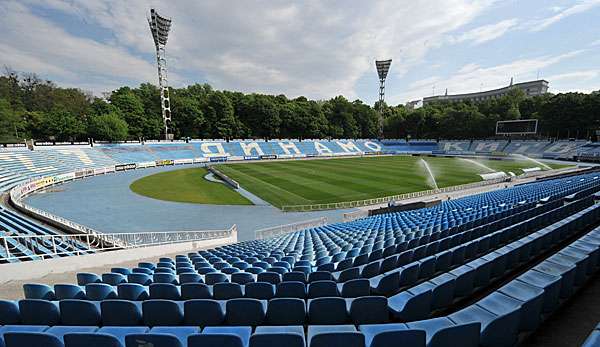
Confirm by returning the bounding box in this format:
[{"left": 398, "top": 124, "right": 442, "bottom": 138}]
[
  {"left": 513, "top": 154, "right": 552, "bottom": 170},
  {"left": 460, "top": 158, "right": 495, "bottom": 173},
  {"left": 419, "top": 158, "right": 439, "bottom": 190}
]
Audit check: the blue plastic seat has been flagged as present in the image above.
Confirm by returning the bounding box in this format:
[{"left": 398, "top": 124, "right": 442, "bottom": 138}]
[
  {"left": 189, "top": 326, "right": 252, "bottom": 347},
  {"left": 307, "top": 325, "right": 365, "bottom": 347},
  {"left": 308, "top": 271, "right": 334, "bottom": 283},
  {"left": 23, "top": 284, "right": 55, "bottom": 300},
  {"left": 111, "top": 267, "right": 132, "bottom": 276},
  {"left": 117, "top": 283, "right": 149, "bottom": 301},
  {"left": 76, "top": 273, "right": 101, "bottom": 286},
  {"left": 308, "top": 281, "right": 339, "bottom": 298},
  {"left": 153, "top": 273, "right": 179, "bottom": 285},
  {"left": 181, "top": 283, "right": 213, "bottom": 300},
  {"left": 276, "top": 281, "right": 306, "bottom": 299},
  {"left": 184, "top": 299, "right": 225, "bottom": 327},
  {"left": 101, "top": 300, "right": 143, "bottom": 326},
  {"left": 102, "top": 273, "right": 127, "bottom": 286},
  {"left": 257, "top": 272, "right": 281, "bottom": 284},
  {"left": 149, "top": 283, "right": 181, "bottom": 300},
  {"left": 245, "top": 282, "right": 275, "bottom": 300},
  {"left": 143, "top": 300, "right": 184, "bottom": 326},
  {"left": 226, "top": 298, "right": 267, "bottom": 325},
  {"left": 85, "top": 283, "right": 117, "bottom": 300},
  {"left": 3, "top": 332, "right": 64, "bottom": 347},
  {"left": 308, "top": 297, "right": 349, "bottom": 325},
  {"left": 214, "top": 283, "right": 244, "bottom": 300},
  {"left": 19, "top": 299, "right": 60, "bottom": 325},
  {"left": 388, "top": 290, "right": 432, "bottom": 322},
  {"left": 359, "top": 323, "right": 425, "bottom": 347},
  {"left": 125, "top": 326, "right": 200, "bottom": 347},
  {"left": 0, "top": 301, "right": 21, "bottom": 325},
  {"left": 250, "top": 325, "right": 305, "bottom": 347},
  {"left": 349, "top": 296, "right": 389, "bottom": 324},
  {"left": 127, "top": 273, "right": 152, "bottom": 286},
  {"left": 283, "top": 271, "right": 307, "bottom": 283},
  {"left": 179, "top": 273, "right": 203, "bottom": 284},
  {"left": 339, "top": 279, "right": 370, "bottom": 298},
  {"left": 231, "top": 272, "right": 255, "bottom": 285},
  {"left": 497, "top": 281, "right": 544, "bottom": 332},
  {"left": 64, "top": 326, "right": 148, "bottom": 347},
  {"left": 205, "top": 273, "right": 229, "bottom": 285},
  {"left": 449, "top": 304, "right": 520, "bottom": 347},
  {"left": 59, "top": 300, "right": 101, "bottom": 326},
  {"left": 406, "top": 317, "right": 480, "bottom": 347},
  {"left": 266, "top": 298, "right": 306, "bottom": 325}
]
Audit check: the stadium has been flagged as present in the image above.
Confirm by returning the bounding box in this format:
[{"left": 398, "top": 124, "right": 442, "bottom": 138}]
[{"left": 1, "top": 2, "right": 600, "bottom": 347}]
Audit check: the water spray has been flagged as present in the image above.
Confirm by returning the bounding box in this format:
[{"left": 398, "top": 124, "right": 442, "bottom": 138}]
[{"left": 419, "top": 158, "right": 439, "bottom": 190}]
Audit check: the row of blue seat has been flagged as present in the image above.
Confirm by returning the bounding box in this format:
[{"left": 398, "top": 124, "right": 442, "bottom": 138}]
[{"left": 583, "top": 322, "right": 600, "bottom": 347}]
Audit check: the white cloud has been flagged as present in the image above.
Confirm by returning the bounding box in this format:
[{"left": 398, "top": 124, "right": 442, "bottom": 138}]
[
  {"left": 396, "top": 50, "right": 586, "bottom": 103},
  {"left": 545, "top": 70, "right": 600, "bottom": 82},
  {"left": 529, "top": 0, "right": 600, "bottom": 31},
  {"left": 8, "top": 0, "right": 497, "bottom": 99},
  {"left": 453, "top": 19, "right": 518, "bottom": 44}
]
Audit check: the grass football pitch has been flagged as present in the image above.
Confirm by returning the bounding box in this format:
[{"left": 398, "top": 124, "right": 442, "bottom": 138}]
[{"left": 217, "top": 156, "right": 568, "bottom": 208}]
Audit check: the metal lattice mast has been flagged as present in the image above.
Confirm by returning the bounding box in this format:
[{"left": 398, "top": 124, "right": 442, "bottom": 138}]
[
  {"left": 375, "top": 59, "right": 392, "bottom": 139},
  {"left": 148, "top": 9, "right": 172, "bottom": 140}
]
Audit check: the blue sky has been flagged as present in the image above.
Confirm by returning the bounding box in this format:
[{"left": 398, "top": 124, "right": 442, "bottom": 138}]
[{"left": 1, "top": 0, "right": 599, "bottom": 106}]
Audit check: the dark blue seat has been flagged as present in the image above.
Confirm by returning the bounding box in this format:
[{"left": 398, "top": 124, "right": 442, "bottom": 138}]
[
  {"left": 257, "top": 272, "right": 281, "bottom": 284},
  {"left": 406, "top": 317, "right": 480, "bottom": 347},
  {"left": 388, "top": 290, "right": 432, "bottom": 322},
  {"left": 143, "top": 300, "right": 184, "bottom": 326},
  {"left": 189, "top": 326, "right": 252, "bottom": 347},
  {"left": 23, "top": 284, "right": 55, "bottom": 300},
  {"left": 179, "top": 273, "right": 203, "bottom": 284},
  {"left": 307, "top": 325, "right": 365, "bottom": 347},
  {"left": 111, "top": 267, "right": 132, "bottom": 276},
  {"left": 0, "top": 301, "right": 20, "bottom": 325},
  {"left": 308, "top": 281, "right": 339, "bottom": 298},
  {"left": 45, "top": 326, "right": 98, "bottom": 342},
  {"left": 102, "top": 273, "right": 127, "bottom": 286},
  {"left": 359, "top": 323, "right": 425, "bottom": 347},
  {"left": 308, "top": 297, "right": 349, "bottom": 325},
  {"left": 349, "top": 296, "right": 388, "bottom": 324},
  {"left": 184, "top": 300, "right": 225, "bottom": 327},
  {"left": 245, "top": 282, "right": 275, "bottom": 300},
  {"left": 19, "top": 299, "right": 60, "bottom": 325},
  {"left": 127, "top": 273, "right": 152, "bottom": 286},
  {"left": 449, "top": 304, "right": 520, "bottom": 347},
  {"left": 308, "top": 272, "right": 334, "bottom": 283},
  {"left": 282, "top": 271, "right": 306, "bottom": 283},
  {"left": 149, "top": 283, "right": 181, "bottom": 300},
  {"left": 153, "top": 273, "right": 179, "bottom": 285},
  {"left": 101, "top": 300, "right": 143, "bottom": 326},
  {"left": 59, "top": 300, "right": 101, "bottom": 326},
  {"left": 76, "top": 273, "right": 101, "bottom": 286},
  {"left": 266, "top": 298, "right": 306, "bottom": 325},
  {"left": 85, "top": 283, "right": 117, "bottom": 300},
  {"left": 339, "top": 279, "right": 370, "bottom": 298},
  {"left": 3, "top": 332, "right": 63, "bottom": 347},
  {"left": 64, "top": 326, "right": 148, "bottom": 347},
  {"left": 497, "top": 281, "right": 544, "bottom": 332},
  {"left": 250, "top": 325, "right": 305, "bottom": 347},
  {"left": 205, "top": 273, "right": 229, "bottom": 285},
  {"left": 125, "top": 326, "right": 200, "bottom": 347},
  {"left": 276, "top": 281, "right": 306, "bottom": 299},
  {"left": 181, "top": 283, "right": 213, "bottom": 300},
  {"left": 214, "top": 283, "right": 243, "bottom": 300},
  {"left": 231, "top": 272, "right": 255, "bottom": 285},
  {"left": 117, "top": 283, "right": 149, "bottom": 301},
  {"left": 225, "top": 299, "right": 267, "bottom": 325}
]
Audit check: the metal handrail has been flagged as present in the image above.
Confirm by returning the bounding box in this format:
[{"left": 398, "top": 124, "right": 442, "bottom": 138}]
[
  {"left": 0, "top": 225, "right": 236, "bottom": 262},
  {"left": 255, "top": 217, "right": 327, "bottom": 240},
  {"left": 281, "top": 177, "right": 510, "bottom": 212}
]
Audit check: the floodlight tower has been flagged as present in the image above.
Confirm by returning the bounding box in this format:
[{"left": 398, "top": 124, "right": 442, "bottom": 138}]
[
  {"left": 375, "top": 59, "right": 392, "bottom": 139},
  {"left": 148, "top": 8, "right": 173, "bottom": 140}
]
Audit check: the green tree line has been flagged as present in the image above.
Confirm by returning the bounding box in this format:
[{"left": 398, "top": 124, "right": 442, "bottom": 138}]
[{"left": 0, "top": 69, "right": 598, "bottom": 142}]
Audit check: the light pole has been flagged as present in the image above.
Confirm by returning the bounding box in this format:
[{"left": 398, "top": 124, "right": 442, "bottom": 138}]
[
  {"left": 148, "top": 9, "right": 173, "bottom": 140},
  {"left": 375, "top": 59, "right": 392, "bottom": 139}
]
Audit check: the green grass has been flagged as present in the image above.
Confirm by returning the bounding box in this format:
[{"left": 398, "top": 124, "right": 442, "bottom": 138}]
[
  {"left": 217, "top": 156, "right": 569, "bottom": 208},
  {"left": 130, "top": 167, "right": 252, "bottom": 205}
]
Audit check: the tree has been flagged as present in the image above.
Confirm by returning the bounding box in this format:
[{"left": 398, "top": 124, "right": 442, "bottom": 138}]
[
  {"left": 39, "top": 107, "right": 85, "bottom": 141},
  {"left": 88, "top": 112, "right": 128, "bottom": 141},
  {"left": 0, "top": 98, "right": 22, "bottom": 142}
]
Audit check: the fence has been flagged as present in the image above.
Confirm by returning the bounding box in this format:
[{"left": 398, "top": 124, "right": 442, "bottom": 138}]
[
  {"left": 281, "top": 177, "right": 510, "bottom": 212},
  {"left": 0, "top": 226, "right": 236, "bottom": 262},
  {"left": 255, "top": 217, "right": 327, "bottom": 240}
]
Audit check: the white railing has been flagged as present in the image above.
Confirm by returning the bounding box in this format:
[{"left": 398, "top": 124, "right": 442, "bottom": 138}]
[
  {"left": 343, "top": 210, "right": 369, "bottom": 222},
  {"left": 0, "top": 225, "right": 236, "bottom": 262},
  {"left": 281, "top": 177, "right": 510, "bottom": 212},
  {"left": 255, "top": 217, "right": 327, "bottom": 240}
]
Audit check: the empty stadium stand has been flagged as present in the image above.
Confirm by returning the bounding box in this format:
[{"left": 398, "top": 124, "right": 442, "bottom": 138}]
[{"left": 1, "top": 168, "right": 600, "bottom": 346}]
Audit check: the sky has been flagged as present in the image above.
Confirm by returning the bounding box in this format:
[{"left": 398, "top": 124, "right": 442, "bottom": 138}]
[{"left": 1, "top": 0, "right": 599, "bottom": 106}]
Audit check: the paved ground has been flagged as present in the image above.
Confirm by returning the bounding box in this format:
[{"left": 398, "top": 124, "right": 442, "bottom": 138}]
[
  {"left": 524, "top": 273, "right": 600, "bottom": 346},
  {"left": 25, "top": 164, "right": 352, "bottom": 241}
]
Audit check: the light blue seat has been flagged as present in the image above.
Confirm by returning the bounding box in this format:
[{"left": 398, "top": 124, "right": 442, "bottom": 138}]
[
  {"left": 189, "top": 326, "right": 252, "bottom": 347},
  {"left": 250, "top": 326, "right": 305, "bottom": 347},
  {"left": 307, "top": 325, "right": 365, "bottom": 347},
  {"left": 125, "top": 326, "right": 200, "bottom": 347},
  {"left": 359, "top": 323, "right": 425, "bottom": 347}
]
